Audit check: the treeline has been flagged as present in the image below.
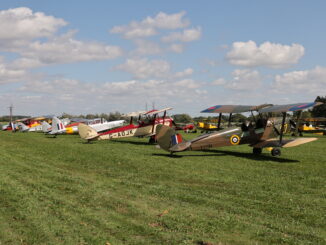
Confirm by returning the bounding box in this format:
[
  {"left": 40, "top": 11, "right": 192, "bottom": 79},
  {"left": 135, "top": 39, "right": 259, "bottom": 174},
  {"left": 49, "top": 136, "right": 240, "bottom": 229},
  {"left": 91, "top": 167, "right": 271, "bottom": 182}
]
[{"left": 0, "top": 115, "right": 30, "bottom": 122}]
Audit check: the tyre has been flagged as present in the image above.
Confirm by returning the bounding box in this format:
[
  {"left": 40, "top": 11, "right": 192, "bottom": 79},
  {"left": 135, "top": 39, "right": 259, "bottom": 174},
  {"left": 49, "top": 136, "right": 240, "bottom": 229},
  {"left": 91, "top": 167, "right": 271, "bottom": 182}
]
[
  {"left": 271, "top": 148, "right": 281, "bottom": 157},
  {"left": 148, "top": 137, "right": 156, "bottom": 144}
]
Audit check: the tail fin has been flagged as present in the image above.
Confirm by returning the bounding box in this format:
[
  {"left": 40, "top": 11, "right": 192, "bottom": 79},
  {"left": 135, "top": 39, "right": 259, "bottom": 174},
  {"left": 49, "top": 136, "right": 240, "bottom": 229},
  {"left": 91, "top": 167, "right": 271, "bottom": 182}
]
[
  {"left": 78, "top": 123, "right": 100, "bottom": 140},
  {"left": 156, "top": 125, "right": 190, "bottom": 152},
  {"left": 17, "top": 122, "right": 29, "bottom": 132},
  {"left": 42, "top": 121, "right": 51, "bottom": 133},
  {"left": 50, "top": 117, "right": 66, "bottom": 134}
]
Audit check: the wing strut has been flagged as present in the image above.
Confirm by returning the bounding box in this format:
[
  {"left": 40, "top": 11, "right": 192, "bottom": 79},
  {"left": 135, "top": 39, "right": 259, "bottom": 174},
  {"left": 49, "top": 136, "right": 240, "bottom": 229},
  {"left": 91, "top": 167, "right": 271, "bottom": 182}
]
[
  {"left": 251, "top": 111, "right": 256, "bottom": 122},
  {"left": 151, "top": 113, "right": 157, "bottom": 134},
  {"left": 217, "top": 113, "right": 222, "bottom": 129},
  {"left": 279, "top": 112, "right": 287, "bottom": 146},
  {"left": 294, "top": 110, "right": 302, "bottom": 136},
  {"left": 163, "top": 110, "right": 166, "bottom": 125},
  {"left": 228, "top": 113, "right": 232, "bottom": 127}
]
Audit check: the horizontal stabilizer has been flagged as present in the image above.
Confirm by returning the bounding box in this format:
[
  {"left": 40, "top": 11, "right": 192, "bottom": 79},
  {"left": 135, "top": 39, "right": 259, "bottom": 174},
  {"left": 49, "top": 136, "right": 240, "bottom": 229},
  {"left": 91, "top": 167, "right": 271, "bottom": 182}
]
[
  {"left": 252, "top": 137, "right": 317, "bottom": 148},
  {"left": 169, "top": 141, "right": 191, "bottom": 152}
]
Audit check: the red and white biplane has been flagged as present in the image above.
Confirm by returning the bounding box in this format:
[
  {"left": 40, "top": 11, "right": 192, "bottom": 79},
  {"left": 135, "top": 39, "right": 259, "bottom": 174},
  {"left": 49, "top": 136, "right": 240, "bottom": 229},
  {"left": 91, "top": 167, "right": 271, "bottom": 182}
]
[{"left": 78, "top": 107, "right": 173, "bottom": 143}]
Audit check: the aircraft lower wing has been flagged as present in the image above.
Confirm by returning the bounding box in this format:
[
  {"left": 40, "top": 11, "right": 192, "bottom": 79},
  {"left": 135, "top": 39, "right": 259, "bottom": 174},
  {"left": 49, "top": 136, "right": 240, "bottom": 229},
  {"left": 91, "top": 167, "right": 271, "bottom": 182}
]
[{"left": 252, "top": 137, "right": 317, "bottom": 148}]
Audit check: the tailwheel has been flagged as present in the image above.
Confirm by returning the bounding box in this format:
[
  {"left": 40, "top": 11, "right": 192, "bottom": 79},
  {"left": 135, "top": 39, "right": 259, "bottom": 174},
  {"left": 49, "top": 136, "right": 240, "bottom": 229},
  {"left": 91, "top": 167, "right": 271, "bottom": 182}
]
[
  {"left": 271, "top": 148, "right": 281, "bottom": 157},
  {"left": 253, "top": 148, "right": 262, "bottom": 155},
  {"left": 148, "top": 136, "right": 156, "bottom": 144}
]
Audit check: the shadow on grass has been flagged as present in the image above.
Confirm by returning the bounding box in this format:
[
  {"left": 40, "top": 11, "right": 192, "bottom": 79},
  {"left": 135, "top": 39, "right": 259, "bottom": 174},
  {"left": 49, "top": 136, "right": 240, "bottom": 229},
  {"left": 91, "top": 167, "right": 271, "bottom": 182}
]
[
  {"left": 153, "top": 149, "right": 299, "bottom": 163},
  {"left": 109, "top": 139, "right": 152, "bottom": 146}
]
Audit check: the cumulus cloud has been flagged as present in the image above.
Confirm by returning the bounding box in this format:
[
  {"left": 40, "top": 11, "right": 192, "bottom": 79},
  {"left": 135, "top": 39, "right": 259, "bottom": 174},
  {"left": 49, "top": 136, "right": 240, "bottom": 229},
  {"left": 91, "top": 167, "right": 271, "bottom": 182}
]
[
  {"left": 0, "top": 57, "right": 26, "bottom": 84},
  {"left": 168, "top": 43, "right": 184, "bottom": 53},
  {"left": 131, "top": 39, "right": 162, "bottom": 56},
  {"left": 174, "top": 68, "right": 193, "bottom": 78},
  {"left": 14, "top": 76, "right": 205, "bottom": 114},
  {"left": 114, "top": 58, "right": 171, "bottom": 79},
  {"left": 0, "top": 7, "right": 66, "bottom": 41},
  {"left": 226, "top": 40, "right": 305, "bottom": 68},
  {"left": 212, "top": 69, "right": 262, "bottom": 90},
  {"left": 114, "top": 58, "right": 194, "bottom": 80},
  {"left": 161, "top": 27, "right": 201, "bottom": 42},
  {"left": 273, "top": 66, "right": 326, "bottom": 94},
  {"left": 0, "top": 8, "right": 122, "bottom": 68},
  {"left": 110, "top": 11, "right": 189, "bottom": 39},
  {"left": 9, "top": 31, "right": 123, "bottom": 69},
  {"left": 212, "top": 78, "right": 226, "bottom": 85}
]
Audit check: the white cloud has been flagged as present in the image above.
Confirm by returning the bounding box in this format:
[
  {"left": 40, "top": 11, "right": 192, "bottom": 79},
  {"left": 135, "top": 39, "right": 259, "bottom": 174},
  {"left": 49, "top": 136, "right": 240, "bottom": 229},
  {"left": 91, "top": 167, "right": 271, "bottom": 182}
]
[
  {"left": 226, "top": 40, "right": 305, "bottom": 68},
  {"left": 0, "top": 57, "right": 26, "bottom": 84},
  {"left": 13, "top": 77, "right": 205, "bottom": 114},
  {"left": 212, "top": 78, "right": 226, "bottom": 85},
  {"left": 174, "top": 68, "right": 193, "bottom": 78},
  {"left": 114, "top": 58, "right": 171, "bottom": 79},
  {"left": 212, "top": 69, "right": 262, "bottom": 90},
  {"left": 0, "top": 8, "right": 122, "bottom": 68},
  {"left": 131, "top": 39, "right": 162, "bottom": 56},
  {"left": 161, "top": 27, "right": 201, "bottom": 42},
  {"left": 0, "top": 7, "right": 66, "bottom": 41},
  {"left": 9, "top": 31, "right": 123, "bottom": 68},
  {"left": 168, "top": 43, "right": 184, "bottom": 53},
  {"left": 115, "top": 58, "right": 194, "bottom": 80},
  {"left": 273, "top": 66, "right": 326, "bottom": 94},
  {"left": 110, "top": 11, "right": 189, "bottom": 39}
]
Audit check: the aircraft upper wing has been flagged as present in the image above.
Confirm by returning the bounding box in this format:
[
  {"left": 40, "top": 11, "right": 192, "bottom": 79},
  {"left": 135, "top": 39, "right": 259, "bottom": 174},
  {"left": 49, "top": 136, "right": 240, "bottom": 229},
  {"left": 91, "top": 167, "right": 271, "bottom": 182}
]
[
  {"left": 15, "top": 117, "right": 31, "bottom": 122},
  {"left": 252, "top": 137, "right": 317, "bottom": 148},
  {"left": 201, "top": 104, "right": 272, "bottom": 113},
  {"left": 258, "top": 102, "right": 323, "bottom": 113},
  {"left": 33, "top": 117, "right": 46, "bottom": 120},
  {"left": 145, "top": 107, "right": 173, "bottom": 116},
  {"left": 122, "top": 111, "right": 147, "bottom": 117}
]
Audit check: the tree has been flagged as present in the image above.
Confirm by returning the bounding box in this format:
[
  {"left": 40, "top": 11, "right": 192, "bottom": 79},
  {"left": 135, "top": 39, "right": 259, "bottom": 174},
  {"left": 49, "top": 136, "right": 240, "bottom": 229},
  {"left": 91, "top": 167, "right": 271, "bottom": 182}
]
[
  {"left": 172, "top": 114, "right": 192, "bottom": 123},
  {"left": 232, "top": 113, "right": 247, "bottom": 122},
  {"left": 108, "top": 111, "right": 122, "bottom": 121},
  {"left": 312, "top": 96, "right": 326, "bottom": 117}
]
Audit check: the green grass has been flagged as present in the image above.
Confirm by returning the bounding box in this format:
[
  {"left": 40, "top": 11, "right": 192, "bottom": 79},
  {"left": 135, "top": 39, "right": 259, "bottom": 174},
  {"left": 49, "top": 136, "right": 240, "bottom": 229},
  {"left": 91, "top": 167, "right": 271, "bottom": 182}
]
[{"left": 0, "top": 131, "right": 325, "bottom": 245}]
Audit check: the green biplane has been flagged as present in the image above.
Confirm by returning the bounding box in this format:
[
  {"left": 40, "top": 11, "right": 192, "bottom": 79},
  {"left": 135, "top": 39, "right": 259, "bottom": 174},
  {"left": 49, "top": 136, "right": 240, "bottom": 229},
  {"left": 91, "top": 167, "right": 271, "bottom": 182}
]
[{"left": 156, "top": 102, "right": 322, "bottom": 157}]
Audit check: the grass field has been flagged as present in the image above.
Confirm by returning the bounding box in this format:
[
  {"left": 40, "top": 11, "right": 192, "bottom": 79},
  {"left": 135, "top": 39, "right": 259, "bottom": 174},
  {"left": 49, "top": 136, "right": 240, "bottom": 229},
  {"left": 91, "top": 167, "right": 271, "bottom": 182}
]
[{"left": 0, "top": 131, "right": 325, "bottom": 245}]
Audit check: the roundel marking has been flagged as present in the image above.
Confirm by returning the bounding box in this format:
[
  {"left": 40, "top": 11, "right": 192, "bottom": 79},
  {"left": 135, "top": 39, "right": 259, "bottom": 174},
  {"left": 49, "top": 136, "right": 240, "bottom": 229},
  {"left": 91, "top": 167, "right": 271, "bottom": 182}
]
[{"left": 230, "top": 134, "right": 240, "bottom": 145}]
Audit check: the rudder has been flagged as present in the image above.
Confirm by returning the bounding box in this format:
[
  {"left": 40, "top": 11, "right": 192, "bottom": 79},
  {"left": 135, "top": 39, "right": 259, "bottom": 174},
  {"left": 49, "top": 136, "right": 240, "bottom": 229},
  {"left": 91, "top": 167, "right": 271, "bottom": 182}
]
[{"left": 78, "top": 123, "right": 99, "bottom": 140}]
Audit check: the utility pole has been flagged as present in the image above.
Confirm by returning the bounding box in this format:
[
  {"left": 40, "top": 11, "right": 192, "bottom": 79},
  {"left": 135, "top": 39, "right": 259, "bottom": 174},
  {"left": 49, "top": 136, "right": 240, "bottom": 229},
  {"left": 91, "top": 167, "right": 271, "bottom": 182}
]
[
  {"left": 9, "top": 104, "right": 13, "bottom": 124},
  {"left": 8, "top": 104, "right": 15, "bottom": 132}
]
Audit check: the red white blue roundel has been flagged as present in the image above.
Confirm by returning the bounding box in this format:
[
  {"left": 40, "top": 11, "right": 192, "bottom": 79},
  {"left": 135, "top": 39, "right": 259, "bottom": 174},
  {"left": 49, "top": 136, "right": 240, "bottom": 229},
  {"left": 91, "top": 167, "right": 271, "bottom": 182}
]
[{"left": 230, "top": 135, "right": 240, "bottom": 145}]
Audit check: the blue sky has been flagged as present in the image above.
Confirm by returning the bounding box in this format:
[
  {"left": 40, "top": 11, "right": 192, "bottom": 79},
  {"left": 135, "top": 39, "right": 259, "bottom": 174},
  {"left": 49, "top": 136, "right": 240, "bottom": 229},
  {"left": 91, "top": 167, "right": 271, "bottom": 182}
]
[{"left": 0, "top": 1, "right": 325, "bottom": 116}]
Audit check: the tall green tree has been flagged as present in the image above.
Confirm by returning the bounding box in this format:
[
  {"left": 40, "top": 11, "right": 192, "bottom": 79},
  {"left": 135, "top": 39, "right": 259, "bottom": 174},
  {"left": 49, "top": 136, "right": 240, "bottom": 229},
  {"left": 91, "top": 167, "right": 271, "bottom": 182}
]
[
  {"left": 172, "top": 114, "right": 192, "bottom": 123},
  {"left": 312, "top": 96, "right": 326, "bottom": 117}
]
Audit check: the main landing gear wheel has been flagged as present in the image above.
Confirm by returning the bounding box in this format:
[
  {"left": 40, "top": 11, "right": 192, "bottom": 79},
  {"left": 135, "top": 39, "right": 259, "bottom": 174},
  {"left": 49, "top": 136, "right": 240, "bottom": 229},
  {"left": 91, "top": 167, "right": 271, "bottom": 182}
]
[
  {"left": 253, "top": 148, "right": 262, "bottom": 155},
  {"left": 271, "top": 148, "right": 281, "bottom": 157}
]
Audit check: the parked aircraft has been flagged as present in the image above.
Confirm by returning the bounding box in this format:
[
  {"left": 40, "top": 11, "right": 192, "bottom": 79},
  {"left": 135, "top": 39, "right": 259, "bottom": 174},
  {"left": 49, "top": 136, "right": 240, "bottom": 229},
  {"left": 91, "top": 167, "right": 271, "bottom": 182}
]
[
  {"left": 78, "top": 108, "right": 173, "bottom": 143},
  {"left": 290, "top": 117, "right": 326, "bottom": 136},
  {"left": 156, "top": 102, "right": 322, "bottom": 157},
  {"left": 44, "top": 117, "right": 125, "bottom": 136}
]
